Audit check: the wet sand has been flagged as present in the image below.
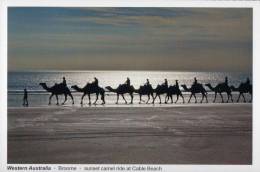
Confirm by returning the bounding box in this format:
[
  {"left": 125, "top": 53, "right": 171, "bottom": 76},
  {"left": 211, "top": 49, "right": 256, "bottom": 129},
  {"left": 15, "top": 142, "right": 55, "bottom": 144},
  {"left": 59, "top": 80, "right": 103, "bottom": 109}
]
[{"left": 8, "top": 104, "right": 252, "bottom": 164}]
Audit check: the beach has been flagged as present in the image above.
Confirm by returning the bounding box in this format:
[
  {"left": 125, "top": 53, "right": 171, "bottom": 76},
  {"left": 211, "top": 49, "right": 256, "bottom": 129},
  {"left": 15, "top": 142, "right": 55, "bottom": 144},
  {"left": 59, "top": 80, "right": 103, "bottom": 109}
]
[{"left": 8, "top": 104, "right": 252, "bottom": 164}]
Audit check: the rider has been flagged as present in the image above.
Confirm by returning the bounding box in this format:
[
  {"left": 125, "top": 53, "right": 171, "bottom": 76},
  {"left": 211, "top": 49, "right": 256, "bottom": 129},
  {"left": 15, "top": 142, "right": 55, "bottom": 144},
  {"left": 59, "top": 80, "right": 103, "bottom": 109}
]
[
  {"left": 62, "top": 77, "right": 67, "bottom": 86},
  {"left": 145, "top": 79, "right": 150, "bottom": 86},
  {"left": 125, "top": 77, "right": 130, "bottom": 87},
  {"left": 163, "top": 79, "right": 168, "bottom": 88},
  {"left": 175, "top": 80, "right": 179, "bottom": 88},
  {"left": 193, "top": 77, "right": 198, "bottom": 85},
  {"left": 92, "top": 77, "right": 99, "bottom": 87},
  {"left": 225, "top": 76, "right": 228, "bottom": 86},
  {"left": 245, "top": 77, "right": 250, "bottom": 85}
]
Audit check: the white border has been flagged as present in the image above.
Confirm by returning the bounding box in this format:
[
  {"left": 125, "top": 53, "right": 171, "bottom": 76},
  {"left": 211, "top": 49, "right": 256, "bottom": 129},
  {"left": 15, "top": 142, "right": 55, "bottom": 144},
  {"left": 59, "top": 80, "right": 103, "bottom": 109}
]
[{"left": 1, "top": 1, "right": 260, "bottom": 172}]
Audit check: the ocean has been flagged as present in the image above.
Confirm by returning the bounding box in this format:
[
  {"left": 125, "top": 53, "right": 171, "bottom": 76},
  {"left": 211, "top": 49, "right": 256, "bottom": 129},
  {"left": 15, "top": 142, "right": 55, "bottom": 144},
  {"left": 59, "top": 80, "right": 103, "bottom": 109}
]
[{"left": 8, "top": 71, "right": 252, "bottom": 107}]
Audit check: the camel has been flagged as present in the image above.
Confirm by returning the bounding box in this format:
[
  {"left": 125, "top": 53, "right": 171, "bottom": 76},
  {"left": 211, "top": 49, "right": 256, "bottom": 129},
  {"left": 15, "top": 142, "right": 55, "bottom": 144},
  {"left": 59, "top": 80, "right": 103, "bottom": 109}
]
[
  {"left": 106, "top": 84, "right": 135, "bottom": 104},
  {"left": 39, "top": 83, "right": 74, "bottom": 105},
  {"left": 205, "top": 83, "right": 233, "bottom": 103},
  {"left": 230, "top": 83, "right": 252, "bottom": 102},
  {"left": 152, "top": 84, "right": 168, "bottom": 104},
  {"left": 134, "top": 84, "right": 154, "bottom": 104},
  {"left": 71, "top": 84, "right": 105, "bottom": 105},
  {"left": 181, "top": 84, "right": 208, "bottom": 103},
  {"left": 166, "top": 85, "right": 185, "bottom": 104}
]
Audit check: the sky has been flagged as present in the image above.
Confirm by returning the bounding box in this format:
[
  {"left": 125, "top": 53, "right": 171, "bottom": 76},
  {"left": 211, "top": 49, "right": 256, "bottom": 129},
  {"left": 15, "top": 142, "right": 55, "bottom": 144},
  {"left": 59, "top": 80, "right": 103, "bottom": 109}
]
[{"left": 8, "top": 8, "right": 252, "bottom": 72}]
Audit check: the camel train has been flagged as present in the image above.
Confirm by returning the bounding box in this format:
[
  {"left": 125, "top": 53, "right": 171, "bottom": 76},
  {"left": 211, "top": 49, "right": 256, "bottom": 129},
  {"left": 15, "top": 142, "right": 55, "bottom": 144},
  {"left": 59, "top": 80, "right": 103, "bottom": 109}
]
[{"left": 39, "top": 77, "right": 252, "bottom": 105}]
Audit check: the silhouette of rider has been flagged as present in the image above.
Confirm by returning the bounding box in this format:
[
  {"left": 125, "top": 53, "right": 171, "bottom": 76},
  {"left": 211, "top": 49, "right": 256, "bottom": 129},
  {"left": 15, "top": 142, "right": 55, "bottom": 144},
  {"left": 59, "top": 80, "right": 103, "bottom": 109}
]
[
  {"left": 225, "top": 76, "right": 228, "bottom": 86},
  {"left": 163, "top": 79, "right": 168, "bottom": 88},
  {"left": 193, "top": 77, "right": 198, "bottom": 85},
  {"left": 175, "top": 80, "right": 179, "bottom": 88},
  {"left": 125, "top": 77, "right": 130, "bottom": 87},
  {"left": 93, "top": 77, "right": 99, "bottom": 87},
  {"left": 245, "top": 77, "right": 250, "bottom": 85},
  {"left": 23, "top": 88, "right": 28, "bottom": 106},
  {"left": 62, "top": 77, "right": 67, "bottom": 86},
  {"left": 145, "top": 79, "right": 150, "bottom": 86}
]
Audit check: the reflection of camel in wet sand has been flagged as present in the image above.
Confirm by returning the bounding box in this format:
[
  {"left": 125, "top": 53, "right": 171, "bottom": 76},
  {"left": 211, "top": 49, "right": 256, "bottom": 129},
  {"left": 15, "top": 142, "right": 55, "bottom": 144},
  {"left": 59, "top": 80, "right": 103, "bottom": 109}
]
[
  {"left": 230, "top": 83, "right": 252, "bottom": 102},
  {"left": 205, "top": 83, "right": 233, "bottom": 103},
  {"left": 134, "top": 85, "right": 154, "bottom": 104},
  {"left": 71, "top": 84, "right": 105, "bottom": 105},
  {"left": 106, "top": 85, "right": 134, "bottom": 104},
  {"left": 152, "top": 84, "right": 168, "bottom": 104},
  {"left": 166, "top": 85, "right": 185, "bottom": 104},
  {"left": 39, "top": 83, "right": 74, "bottom": 105},
  {"left": 181, "top": 84, "right": 208, "bottom": 103}
]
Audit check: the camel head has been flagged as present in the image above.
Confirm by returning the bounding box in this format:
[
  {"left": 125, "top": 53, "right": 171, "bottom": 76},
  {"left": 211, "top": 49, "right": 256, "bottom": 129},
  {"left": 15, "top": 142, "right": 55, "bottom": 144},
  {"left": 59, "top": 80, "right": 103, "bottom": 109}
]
[
  {"left": 181, "top": 84, "right": 188, "bottom": 91},
  {"left": 230, "top": 85, "right": 236, "bottom": 91},
  {"left": 39, "top": 83, "right": 48, "bottom": 89},
  {"left": 105, "top": 86, "right": 112, "bottom": 90},
  {"left": 39, "top": 83, "right": 51, "bottom": 91},
  {"left": 39, "top": 83, "right": 46, "bottom": 86},
  {"left": 71, "top": 85, "right": 78, "bottom": 90}
]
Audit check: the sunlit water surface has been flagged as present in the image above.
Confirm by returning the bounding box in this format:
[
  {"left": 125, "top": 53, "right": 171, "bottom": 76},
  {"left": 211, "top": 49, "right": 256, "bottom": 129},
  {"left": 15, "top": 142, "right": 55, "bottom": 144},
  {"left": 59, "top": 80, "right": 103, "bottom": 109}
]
[{"left": 8, "top": 71, "right": 252, "bottom": 107}]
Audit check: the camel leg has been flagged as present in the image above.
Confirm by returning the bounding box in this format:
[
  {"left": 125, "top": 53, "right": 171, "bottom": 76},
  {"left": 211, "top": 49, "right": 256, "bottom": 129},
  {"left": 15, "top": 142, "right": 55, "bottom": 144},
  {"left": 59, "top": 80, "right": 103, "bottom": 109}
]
[
  {"left": 94, "top": 93, "right": 99, "bottom": 105},
  {"left": 170, "top": 95, "right": 173, "bottom": 104},
  {"left": 116, "top": 94, "right": 119, "bottom": 104},
  {"left": 49, "top": 93, "right": 54, "bottom": 105},
  {"left": 88, "top": 94, "right": 91, "bottom": 105},
  {"left": 230, "top": 94, "right": 233, "bottom": 102},
  {"left": 194, "top": 94, "right": 197, "bottom": 103},
  {"left": 242, "top": 93, "right": 246, "bottom": 103},
  {"left": 213, "top": 93, "right": 217, "bottom": 103},
  {"left": 122, "top": 94, "right": 127, "bottom": 104},
  {"left": 219, "top": 93, "right": 224, "bottom": 103},
  {"left": 130, "top": 94, "right": 133, "bottom": 104},
  {"left": 200, "top": 94, "right": 204, "bottom": 103},
  {"left": 69, "top": 93, "right": 74, "bottom": 104},
  {"left": 153, "top": 94, "right": 157, "bottom": 104},
  {"left": 146, "top": 94, "right": 150, "bottom": 104},
  {"left": 81, "top": 93, "right": 86, "bottom": 105},
  {"left": 188, "top": 94, "right": 192, "bottom": 103},
  {"left": 226, "top": 93, "right": 230, "bottom": 103},
  {"left": 62, "top": 94, "right": 67, "bottom": 105},
  {"left": 151, "top": 94, "right": 155, "bottom": 104},
  {"left": 175, "top": 95, "right": 179, "bottom": 103},
  {"left": 55, "top": 95, "right": 59, "bottom": 105},
  {"left": 158, "top": 95, "right": 161, "bottom": 104},
  {"left": 139, "top": 94, "right": 142, "bottom": 104},
  {"left": 205, "top": 93, "right": 208, "bottom": 103},
  {"left": 180, "top": 94, "right": 185, "bottom": 103},
  {"left": 237, "top": 93, "right": 241, "bottom": 102},
  {"left": 164, "top": 94, "right": 169, "bottom": 104}
]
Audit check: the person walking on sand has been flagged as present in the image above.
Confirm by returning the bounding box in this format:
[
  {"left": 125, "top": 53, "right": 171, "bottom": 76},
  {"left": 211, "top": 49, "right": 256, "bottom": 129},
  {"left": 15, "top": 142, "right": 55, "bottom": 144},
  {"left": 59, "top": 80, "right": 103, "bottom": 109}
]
[{"left": 23, "top": 88, "right": 28, "bottom": 106}]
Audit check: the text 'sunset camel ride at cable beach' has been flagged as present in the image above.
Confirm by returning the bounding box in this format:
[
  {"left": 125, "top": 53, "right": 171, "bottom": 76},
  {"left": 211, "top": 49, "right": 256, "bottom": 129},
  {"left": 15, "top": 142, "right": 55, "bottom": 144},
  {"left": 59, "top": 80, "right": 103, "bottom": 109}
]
[
  {"left": 39, "top": 83, "right": 74, "bottom": 105},
  {"left": 71, "top": 83, "right": 105, "bottom": 105}
]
